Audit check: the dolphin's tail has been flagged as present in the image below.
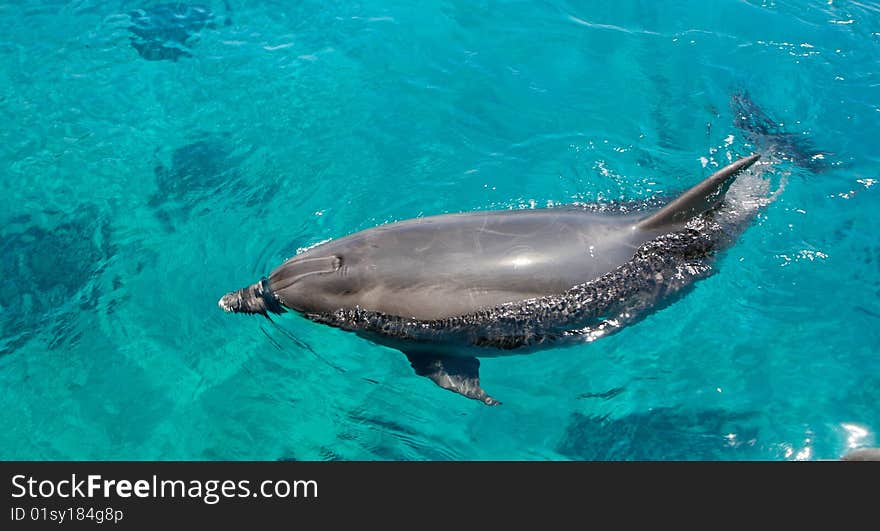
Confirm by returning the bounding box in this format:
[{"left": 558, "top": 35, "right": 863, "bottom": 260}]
[{"left": 218, "top": 278, "right": 286, "bottom": 317}]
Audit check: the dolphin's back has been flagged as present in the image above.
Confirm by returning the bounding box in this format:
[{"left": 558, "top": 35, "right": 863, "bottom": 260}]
[
  {"left": 270, "top": 208, "right": 648, "bottom": 320},
  {"left": 221, "top": 155, "right": 762, "bottom": 324}
]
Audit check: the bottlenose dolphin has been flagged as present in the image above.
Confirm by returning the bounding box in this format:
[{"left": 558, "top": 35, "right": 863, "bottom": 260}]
[{"left": 220, "top": 154, "right": 767, "bottom": 404}]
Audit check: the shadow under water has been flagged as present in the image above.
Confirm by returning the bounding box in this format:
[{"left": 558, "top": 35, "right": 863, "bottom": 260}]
[
  {"left": 148, "top": 134, "right": 261, "bottom": 229},
  {"left": 731, "top": 90, "right": 830, "bottom": 173},
  {"left": 557, "top": 407, "right": 761, "bottom": 460},
  {"left": 128, "top": 1, "right": 232, "bottom": 61},
  {"left": 0, "top": 207, "right": 115, "bottom": 356}
]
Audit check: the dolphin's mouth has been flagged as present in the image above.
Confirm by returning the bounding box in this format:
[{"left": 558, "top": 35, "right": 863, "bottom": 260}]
[
  {"left": 217, "top": 292, "right": 238, "bottom": 312},
  {"left": 218, "top": 278, "right": 285, "bottom": 316}
]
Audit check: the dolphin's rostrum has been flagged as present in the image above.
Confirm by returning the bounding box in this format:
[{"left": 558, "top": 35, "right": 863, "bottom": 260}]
[{"left": 220, "top": 154, "right": 766, "bottom": 404}]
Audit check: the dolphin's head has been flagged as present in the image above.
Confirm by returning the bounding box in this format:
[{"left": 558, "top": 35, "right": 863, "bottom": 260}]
[
  {"left": 218, "top": 248, "right": 359, "bottom": 317},
  {"left": 265, "top": 251, "right": 358, "bottom": 315}
]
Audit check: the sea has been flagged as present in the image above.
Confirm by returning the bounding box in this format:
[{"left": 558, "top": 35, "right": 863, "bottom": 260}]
[{"left": 1, "top": 0, "right": 878, "bottom": 460}]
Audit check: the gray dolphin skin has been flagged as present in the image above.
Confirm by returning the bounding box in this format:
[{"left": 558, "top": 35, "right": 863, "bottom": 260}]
[
  {"left": 840, "top": 448, "right": 880, "bottom": 461},
  {"left": 220, "top": 154, "right": 764, "bottom": 404}
]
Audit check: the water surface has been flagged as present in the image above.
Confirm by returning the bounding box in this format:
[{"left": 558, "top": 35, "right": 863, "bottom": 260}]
[{"left": 1, "top": 0, "right": 878, "bottom": 460}]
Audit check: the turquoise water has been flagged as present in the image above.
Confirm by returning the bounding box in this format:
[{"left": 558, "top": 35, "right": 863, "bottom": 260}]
[{"left": 1, "top": 0, "right": 878, "bottom": 460}]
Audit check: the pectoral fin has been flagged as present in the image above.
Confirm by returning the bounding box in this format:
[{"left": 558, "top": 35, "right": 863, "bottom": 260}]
[{"left": 405, "top": 353, "right": 500, "bottom": 406}]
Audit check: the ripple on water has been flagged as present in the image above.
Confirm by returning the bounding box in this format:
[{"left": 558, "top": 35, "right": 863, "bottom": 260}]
[
  {"left": 148, "top": 133, "right": 273, "bottom": 230},
  {"left": 127, "top": 1, "right": 232, "bottom": 62},
  {"left": 557, "top": 407, "right": 762, "bottom": 460}
]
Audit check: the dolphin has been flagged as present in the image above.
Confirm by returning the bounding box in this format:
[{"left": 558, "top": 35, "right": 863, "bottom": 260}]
[
  {"left": 219, "top": 154, "right": 766, "bottom": 404},
  {"left": 840, "top": 448, "right": 880, "bottom": 461}
]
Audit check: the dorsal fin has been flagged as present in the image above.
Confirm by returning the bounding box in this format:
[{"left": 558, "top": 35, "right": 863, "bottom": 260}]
[{"left": 636, "top": 154, "right": 760, "bottom": 231}]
